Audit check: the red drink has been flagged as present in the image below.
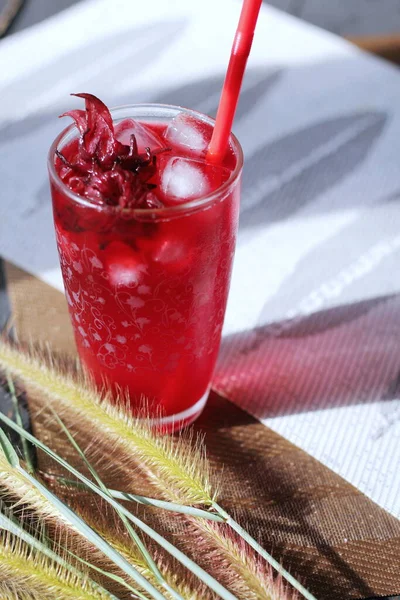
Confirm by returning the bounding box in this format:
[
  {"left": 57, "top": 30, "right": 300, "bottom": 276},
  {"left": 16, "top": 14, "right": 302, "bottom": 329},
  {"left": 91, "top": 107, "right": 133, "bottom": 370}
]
[{"left": 48, "top": 97, "right": 242, "bottom": 429}]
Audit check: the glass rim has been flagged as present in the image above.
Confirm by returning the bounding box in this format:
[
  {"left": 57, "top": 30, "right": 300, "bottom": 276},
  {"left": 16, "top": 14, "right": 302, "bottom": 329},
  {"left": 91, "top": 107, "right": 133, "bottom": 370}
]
[{"left": 47, "top": 102, "right": 244, "bottom": 218}]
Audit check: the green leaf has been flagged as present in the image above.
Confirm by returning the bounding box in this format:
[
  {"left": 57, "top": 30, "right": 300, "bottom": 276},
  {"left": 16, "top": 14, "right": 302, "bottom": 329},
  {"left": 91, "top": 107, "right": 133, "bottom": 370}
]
[{"left": 0, "top": 427, "right": 20, "bottom": 467}]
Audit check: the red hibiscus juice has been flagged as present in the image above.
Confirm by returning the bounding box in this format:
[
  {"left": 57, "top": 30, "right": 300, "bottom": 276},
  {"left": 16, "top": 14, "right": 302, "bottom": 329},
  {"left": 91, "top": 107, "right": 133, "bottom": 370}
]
[{"left": 48, "top": 98, "right": 242, "bottom": 430}]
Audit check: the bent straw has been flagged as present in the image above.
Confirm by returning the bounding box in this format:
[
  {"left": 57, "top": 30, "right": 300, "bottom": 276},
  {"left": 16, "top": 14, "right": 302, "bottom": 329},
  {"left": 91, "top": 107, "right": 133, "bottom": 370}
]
[{"left": 207, "top": 0, "right": 262, "bottom": 163}]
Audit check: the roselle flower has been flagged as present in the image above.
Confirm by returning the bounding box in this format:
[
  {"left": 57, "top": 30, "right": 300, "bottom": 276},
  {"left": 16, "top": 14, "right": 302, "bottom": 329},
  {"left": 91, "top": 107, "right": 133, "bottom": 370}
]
[{"left": 57, "top": 93, "right": 169, "bottom": 210}]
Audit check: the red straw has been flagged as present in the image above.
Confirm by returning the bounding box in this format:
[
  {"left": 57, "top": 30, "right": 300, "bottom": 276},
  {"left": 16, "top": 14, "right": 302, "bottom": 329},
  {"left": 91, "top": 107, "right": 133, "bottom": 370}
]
[{"left": 207, "top": 0, "right": 262, "bottom": 163}]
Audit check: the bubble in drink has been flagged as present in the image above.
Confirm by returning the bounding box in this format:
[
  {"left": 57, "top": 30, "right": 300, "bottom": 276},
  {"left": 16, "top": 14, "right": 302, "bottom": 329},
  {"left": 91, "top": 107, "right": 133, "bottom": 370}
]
[
  {"left": 114, "top": 118, "right": 164, "bottom": 152},
  {"left": 164, "top": 113, "right": 213, "bottom": 156}
]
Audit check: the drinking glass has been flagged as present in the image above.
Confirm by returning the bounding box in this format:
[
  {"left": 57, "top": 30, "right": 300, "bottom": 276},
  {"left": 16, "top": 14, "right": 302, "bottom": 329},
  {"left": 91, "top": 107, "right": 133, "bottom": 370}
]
[{"left": 48, "top": 104, "right": 243, "bottom": 430}]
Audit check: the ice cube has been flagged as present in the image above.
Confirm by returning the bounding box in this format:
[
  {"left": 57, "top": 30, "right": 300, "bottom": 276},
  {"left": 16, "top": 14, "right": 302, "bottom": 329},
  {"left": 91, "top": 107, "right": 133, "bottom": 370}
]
[
  {"left": 159, "top": 156, "right": 231, "bottom": 204},
  {"left": 115, "top": 119, "right": 164, "bottom": 152},
  {"left": 164, "top": 113, "right": 213, "bottom": 156},
  {"left": 105, "top": 241, "right": 146, "bottom": 287},
  {"left": 153, "top": 238, "right": 185, "bottom": 264},
  {"left": 151, "top": 233, "right": 192, "bottom": 271},
  {"left": 160, "top": 156, "right": 209, "bottom": 202}
]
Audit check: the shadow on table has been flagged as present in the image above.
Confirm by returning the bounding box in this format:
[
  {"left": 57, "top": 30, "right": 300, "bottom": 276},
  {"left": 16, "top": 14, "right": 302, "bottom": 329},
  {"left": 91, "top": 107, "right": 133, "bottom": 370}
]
[
  {"left": 0, "top": 17, "right": 398, "bottom": 599},
  {"left": 215, "top": 293, "right": 400, "bottom": 421},
  {"left": 0, "top": 45, "right": 392, "bottom": 273},
  {"left": 195, "top": 391, "right": 387, "bottom": 600}
]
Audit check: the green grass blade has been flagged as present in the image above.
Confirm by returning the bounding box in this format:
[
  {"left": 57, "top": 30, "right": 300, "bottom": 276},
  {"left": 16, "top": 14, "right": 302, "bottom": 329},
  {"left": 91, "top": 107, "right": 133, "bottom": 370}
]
[
  {"left": 55, "top": 476, "right": 225, "bottom": 522},
  {"left": 51, "top": 411, "right": 108, "bottom": 494},
  {"left": 0, "top": 427, "right": 20, "bottom": 467},
  {"left": 0, "top": 410, "right": 238, "bottom": 600},
  {"left": 110, "top": 490, "right": 225, "bottom": 522},
  {"left": 6, "top": 374, "right": 35, "bottom": 474}
]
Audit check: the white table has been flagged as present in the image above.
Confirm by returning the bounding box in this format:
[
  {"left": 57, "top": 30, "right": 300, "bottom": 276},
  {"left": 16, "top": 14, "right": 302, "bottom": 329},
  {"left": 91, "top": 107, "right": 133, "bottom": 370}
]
[{"left": 0, "top": 0, "right": 399, "bottom": 522}]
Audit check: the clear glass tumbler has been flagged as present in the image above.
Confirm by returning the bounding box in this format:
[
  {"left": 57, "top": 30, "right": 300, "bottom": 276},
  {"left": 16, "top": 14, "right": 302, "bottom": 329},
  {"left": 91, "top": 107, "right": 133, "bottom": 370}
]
[{"left": 48, "top": 104, "right": 243, "bottom": 430}]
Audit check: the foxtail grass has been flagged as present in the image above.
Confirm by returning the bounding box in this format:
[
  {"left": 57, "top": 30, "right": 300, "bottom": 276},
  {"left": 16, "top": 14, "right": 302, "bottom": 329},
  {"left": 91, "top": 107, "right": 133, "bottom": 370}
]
[
  {"left": 92, "top": 512, "right": 212, "bottom": 600},
  {"left": 0, "top": 424, "right": 233, "bottom": 600},
  {"left": 0, "top": 443, "right": 207, "bottom": 600},
  {"left": 0, "top": 432, "right": 171, "bottom": 600},
  {"left": 54, "top": 410, "right": 211, "bottom": 600},
  {"left": 185, "top": 519, "right": 293, "bottom": 600},
  {"left": 0, "top": 341, "right": 314, "bottom": 600},
  {"left": 0, "top": 342, "right": 213, "bottom": 506},
  {"left": 0, "top": 529, "right": 113, "bottom": 600}
]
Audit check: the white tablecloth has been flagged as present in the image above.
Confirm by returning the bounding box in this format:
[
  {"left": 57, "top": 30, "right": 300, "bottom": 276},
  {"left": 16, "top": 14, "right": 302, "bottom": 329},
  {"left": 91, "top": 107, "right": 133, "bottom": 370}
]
[{"left": 0, "top": 0, "right": 398, "bottom": 517}]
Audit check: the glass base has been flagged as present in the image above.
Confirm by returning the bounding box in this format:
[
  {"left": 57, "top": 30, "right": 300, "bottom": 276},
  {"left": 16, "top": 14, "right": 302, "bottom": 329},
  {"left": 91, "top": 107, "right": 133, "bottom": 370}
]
[{"left": 147, "top": 388, "right": 210, "bottom": 433}]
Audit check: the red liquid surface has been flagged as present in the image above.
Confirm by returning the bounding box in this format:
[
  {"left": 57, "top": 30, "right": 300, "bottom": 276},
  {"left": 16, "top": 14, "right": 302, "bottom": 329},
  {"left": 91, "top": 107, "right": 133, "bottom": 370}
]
[{"left": 51, "top": 115, "right": 240, "bottom": 424}]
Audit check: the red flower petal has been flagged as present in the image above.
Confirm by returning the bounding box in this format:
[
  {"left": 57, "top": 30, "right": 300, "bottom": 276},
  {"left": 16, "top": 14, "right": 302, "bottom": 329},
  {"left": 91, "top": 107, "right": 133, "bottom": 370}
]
[
  {"left": 72, "top": 93, "right": 116, "bottom": 166},
  {"left": 59, "top": 109, "right": 87, "bottom": 135}
]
